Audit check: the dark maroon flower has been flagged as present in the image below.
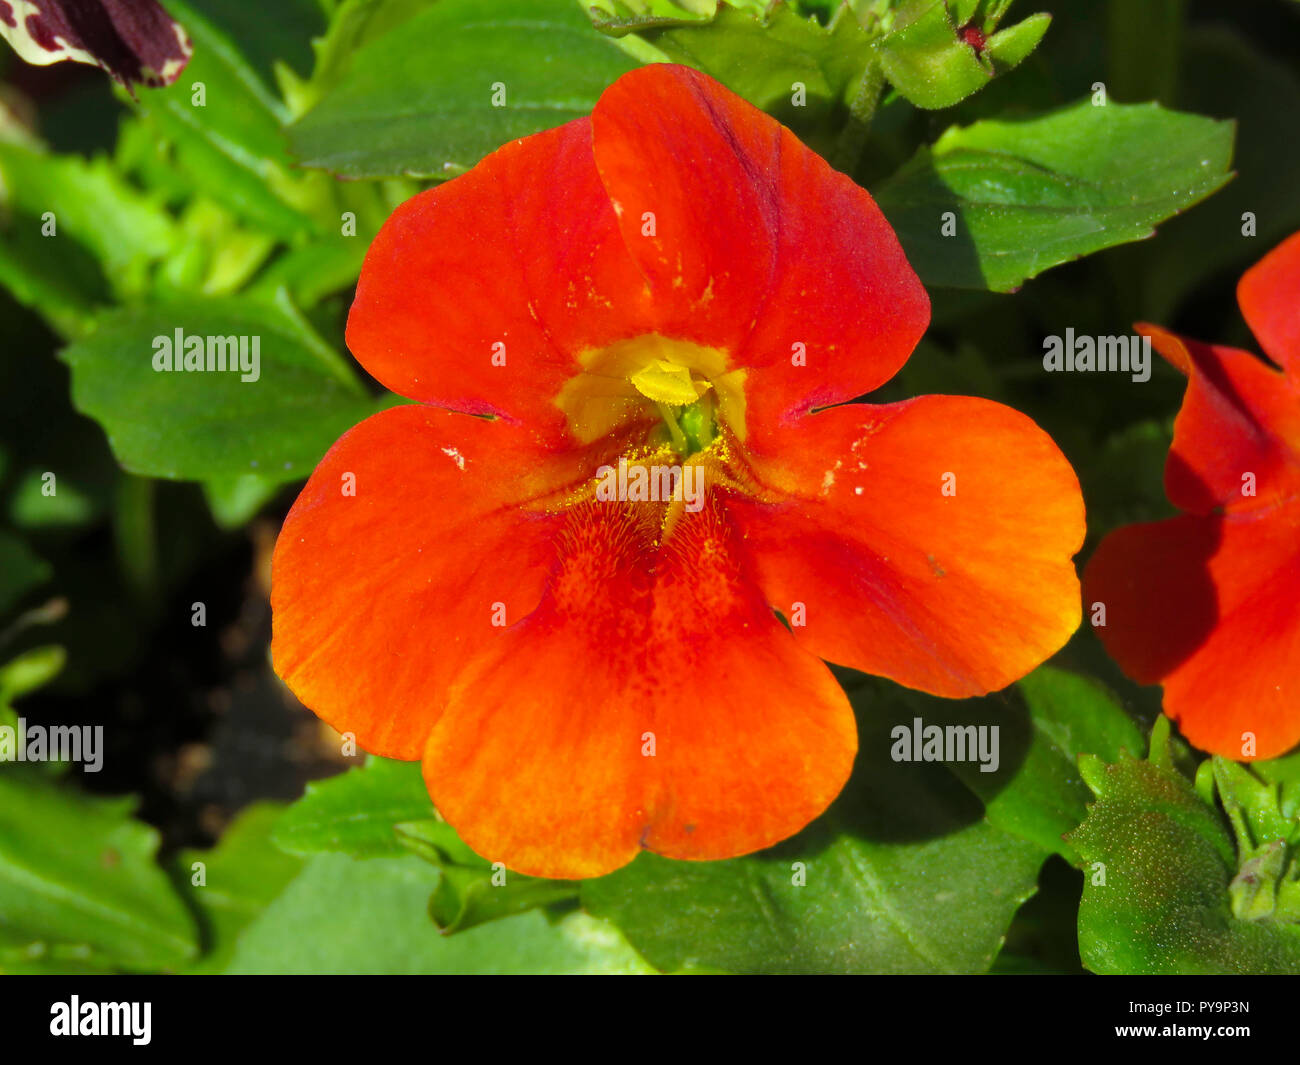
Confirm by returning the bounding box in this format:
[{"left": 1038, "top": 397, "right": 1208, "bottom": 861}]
[{"left": 0, "top": 0, "right": 191, "bottom": 89}]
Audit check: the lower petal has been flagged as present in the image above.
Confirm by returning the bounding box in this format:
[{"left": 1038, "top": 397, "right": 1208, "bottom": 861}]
[
  {"left": 422, "top": 495, "right": 857, "bottom": 878},
  {"left": 1084, "top": 508, "right": 1300, "bottom": 760},
  {"left": 729, "top": 397, "right": 1085, "bottom": 697}
]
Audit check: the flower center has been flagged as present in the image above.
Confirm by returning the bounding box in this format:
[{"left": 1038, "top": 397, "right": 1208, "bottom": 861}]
[
  {"left": 555, "top": 334, "right": 747, "bottom": 455},
  {"left": 626, "top": 361, "right": 718, "bottom": 456}
]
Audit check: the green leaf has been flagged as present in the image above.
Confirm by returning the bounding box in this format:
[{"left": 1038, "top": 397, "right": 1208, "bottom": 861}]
[
  {"left": 225, "top": 852, "right": 653, "bottom": 974},
  {"left": 1069, "top": 740, "right": 1300, "bottom": 974},
  {"left": 1212, "top": 757, "right": 1300, "bottom": 924},
  {"left": 278, "top": 759, "right": 585, "bottom": 931},
  {"left": 0, "top": 645, "right": 65, "bottom": 709},
  {"left": 161, "top": 0, "right": 326, "bottom": 95},
  {"left": 245, "top": 239, "right": 369, "bottom": 308},
  {"left": 872, "top": 0, "right": 1049, "bottom": 110},
  {"left": 158, "top": 199, "right": 277, "bottom": 298},
  {"left": 391, "top": 820, "right": 580, "bottom": 934},
  {"left": 1256, "top": 751, "right": 1300, "bottom": 823},
  {"left": 0, "top": 143, "right": 179, "bottom": 337},
  {"left": 942, "top": 665, "right": 1145, "bottom": 862},
  {"left": 429, "top": 865, "right": 579, "bottom": 934},
  {"left": 175, "top": 803, "right": 304, "bottom": 974},
  {"left": 598, "top": 1, "right": 874, "bottom": 124},
  {"left": 136, "top": 1, "right": 320, "bottom": 238},
  {"left": 984, "top": 11, "right": 1050, "bottom": 68},
  {"left": 0, "top": 926, "right": 116, "bottom": 975},
  {"left": 591, "top": 1, "right": 1044, "bottom": 129},
  {"left": 281, "top": 0, "right": 440, "bottom": 118},
  {"left": 583, "top": 686, "right": 1044, "bottom": 974},
  {"left": 1214, "top": 758, "right": 1300, "bottom": 853},
  {"left": 201, "top": 473, "right": 282, "bottom": 530},
  {"left": 273, "top": 757, "right": 435, "bottom": 859},
  {"left": 287, "top": 0, "right": 639, "bottom": 179},
  {"left": 7, "top": 467, "right": 104, "bottom": 530},
  {"left": 1146, "top": 712, "right": 1201, "bottom": 783},
  {"left": 0, "top": 645, "right": 63, "bottom": 741},
  {"left": 0, "top": 531, "right": 50, "bottom": 617},
  {"left": 587, "top": 0, "right": 732, "bottom": 34},
  {"left": 59, "top": 294, "right": 375, "bottom": 482},
  {"left": 0, "top": 768, "right": 198, "bottom": 972},
  {"left": 825, "top": 666, "right": 1143, "bottom": 866},
  {"left": 874, "top": 0, "right": 990, "bottom": 109},
  {"left": 391, "top": 819, "right": 482, "bottom": 866},
  {"left": 873, "top": 98, "right": 1235, "bottom": 291}
]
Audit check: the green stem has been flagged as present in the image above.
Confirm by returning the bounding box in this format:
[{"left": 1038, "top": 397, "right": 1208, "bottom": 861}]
[
  {"left": 831, "top": 60, "right": 885, "bottom": 176},
  {"left": 654, "top": 401, "right": 689, "bottom": 454},
  {"left": 113, "top": 474, "right": 158, "bottom": 603},
  {"left": 1107, "top": 0, "right": 1184, "bottom": 106},
  {"left": 1106, "top": 0, "right": 1185, "bottom": 326}
]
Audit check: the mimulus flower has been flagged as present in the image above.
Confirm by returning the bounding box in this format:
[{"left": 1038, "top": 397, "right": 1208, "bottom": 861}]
[
  {"left": 1085, "top": 232, "right": 1300, "bottom": 762},
  {"left": 271, "top": 64, "right": 1085, "bottom": 878}
]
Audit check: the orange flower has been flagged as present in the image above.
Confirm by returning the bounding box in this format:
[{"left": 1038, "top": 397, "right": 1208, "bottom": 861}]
[
  {"left": 271, "top": 65, "right": 1085, "bottom": 878},
  {"left": 1084, "top": 232, "right": 1300, "bottom": 761}
]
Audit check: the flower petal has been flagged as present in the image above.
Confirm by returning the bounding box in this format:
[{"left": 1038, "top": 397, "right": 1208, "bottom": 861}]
[
  {"left": 0, "top": 0, "right": 191, "bottom": 88},
  {"left": 345, "top": 118, "right": 655, "bottom": 447},
  {"left": 1138, "top": 323, "right": 1300, "bottom": 515},
  {"left": 1084, "top": 510, "right": 1300, "bottom": 760},
  {"left": 271, "top": 404, "right": 583, "bottom": 759},
  {"left": 726, "top": 397, "right": 1085, "bottom": 697},
  {"left": 1238, "top": 230, "right": 1300, "bottom": 376},
  {"left": 422, "top": 494, "right": 857, "bottom": 878},
  {"left": 590, "top": 64, "right": 929, "bottom": 431},
  {"left": 1081, "top": 515, "right": 1223, "bottom": 687}
]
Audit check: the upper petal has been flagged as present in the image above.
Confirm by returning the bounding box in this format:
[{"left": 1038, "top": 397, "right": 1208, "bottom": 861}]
[
  {"left": 345, "top": 118, "right": 655, "bottom": 448},
  {"left": 1138, "top": 323, "right": 1300, "bottom": 515},
  {"left": 590, "top": 64, "right": 929, "bottom": 432},
  {"left": 727, "top": 397, "right": 1085, "bottom": 697},
  {"left": 422, "top": 493, "right": 857, "bottom": 879},
  {"left": 1238, "top": 230, "right": 1300, "bottom": 377}
]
